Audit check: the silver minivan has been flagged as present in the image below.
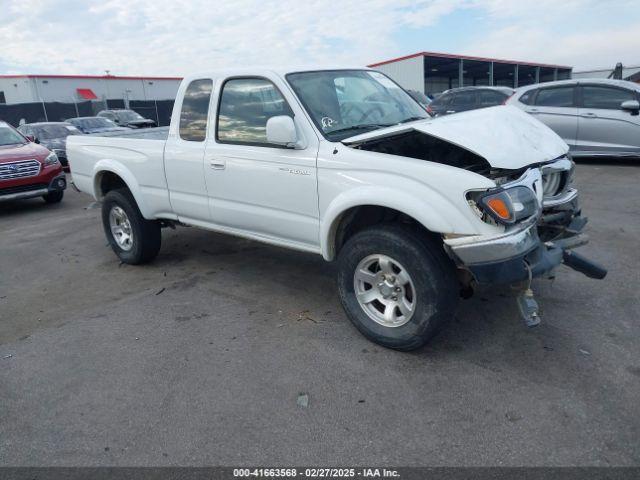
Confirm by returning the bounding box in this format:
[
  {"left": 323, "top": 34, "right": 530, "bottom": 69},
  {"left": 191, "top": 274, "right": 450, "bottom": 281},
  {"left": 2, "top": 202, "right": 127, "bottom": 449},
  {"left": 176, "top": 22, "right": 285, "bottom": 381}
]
[{"left": 508, "top": 78, "right": 640, "bottom": 158}]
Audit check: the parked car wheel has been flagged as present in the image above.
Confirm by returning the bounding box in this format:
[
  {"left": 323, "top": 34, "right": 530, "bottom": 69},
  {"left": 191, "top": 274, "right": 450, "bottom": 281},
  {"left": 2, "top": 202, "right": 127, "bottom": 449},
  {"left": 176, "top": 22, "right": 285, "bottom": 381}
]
[
  {"left": 101, "top": 188, "right": 161, "bottom": 264},
  {"left": 337, "top": 224, "right": 458, "bottom": 351},
  {"left": 43, "top": 190, "right": 64, "bottom": 204}
]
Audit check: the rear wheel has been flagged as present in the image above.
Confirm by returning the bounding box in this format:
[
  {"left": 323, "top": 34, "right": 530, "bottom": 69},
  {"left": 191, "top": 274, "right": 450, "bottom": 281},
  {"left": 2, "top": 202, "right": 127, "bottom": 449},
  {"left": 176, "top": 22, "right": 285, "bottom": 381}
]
[
  {"left": 43, "top": 190, "right": 64, "bottom": 203},
  {"left": 337, "top": 224, "right": 458, "bottom": 351},
  {"left": 101, "top": 189, "right": 161, "bottom": 264}
]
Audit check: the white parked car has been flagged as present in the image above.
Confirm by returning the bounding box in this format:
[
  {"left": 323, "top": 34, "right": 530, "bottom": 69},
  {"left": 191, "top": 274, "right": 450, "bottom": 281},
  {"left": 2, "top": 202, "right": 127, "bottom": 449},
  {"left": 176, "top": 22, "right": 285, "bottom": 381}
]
[{"left": 68, "top": 67, "right": 606, "bottom": 351}]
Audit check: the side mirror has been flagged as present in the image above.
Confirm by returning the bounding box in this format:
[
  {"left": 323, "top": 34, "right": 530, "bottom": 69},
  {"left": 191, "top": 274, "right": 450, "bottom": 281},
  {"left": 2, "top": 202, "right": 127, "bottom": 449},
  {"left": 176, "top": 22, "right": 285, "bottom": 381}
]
[
  {"left": 621, "top": 100, "right": 640, "bottom": 115},
  {"left": 266, "top": 115, "right": 298, "bottom": 147},
  {"left": 25, "top": 135, "right": 35, "bottom": 142}
]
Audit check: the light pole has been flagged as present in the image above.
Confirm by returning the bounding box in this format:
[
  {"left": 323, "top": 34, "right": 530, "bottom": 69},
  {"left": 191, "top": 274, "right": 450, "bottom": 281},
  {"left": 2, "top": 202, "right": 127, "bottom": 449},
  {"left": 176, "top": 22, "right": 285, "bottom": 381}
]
[
  {"left": 33, "top": 77, "right": 48, "bottom": 122},
  {"left": 146, "top": 80, "right": 160, "bottom": 125},
  {"left": 124, "top": 89, "right": 132, "bottom": 109},
  {"left": 69, "top": 95, "right": 79, "bottom": 118}
]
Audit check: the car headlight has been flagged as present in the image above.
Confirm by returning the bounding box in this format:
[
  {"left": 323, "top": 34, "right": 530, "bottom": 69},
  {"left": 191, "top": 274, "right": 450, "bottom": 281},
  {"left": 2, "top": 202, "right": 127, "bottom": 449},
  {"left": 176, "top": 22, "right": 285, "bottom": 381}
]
[
  {"left": 472, "top": 186, "right": 540, "bottom": 225},
  {"left": 43, "top": 152, "right": 59, "bottom": 166}
]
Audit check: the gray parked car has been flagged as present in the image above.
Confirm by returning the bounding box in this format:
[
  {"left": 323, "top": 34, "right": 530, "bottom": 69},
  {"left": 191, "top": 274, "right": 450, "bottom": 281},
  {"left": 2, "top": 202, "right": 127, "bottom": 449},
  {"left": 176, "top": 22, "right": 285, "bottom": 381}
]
[
  {"left": 507, "top": 78, "right": 640, "bottom": 158},
  {"left": 426, "top": 86, "right": 514, "bottom": 117}
]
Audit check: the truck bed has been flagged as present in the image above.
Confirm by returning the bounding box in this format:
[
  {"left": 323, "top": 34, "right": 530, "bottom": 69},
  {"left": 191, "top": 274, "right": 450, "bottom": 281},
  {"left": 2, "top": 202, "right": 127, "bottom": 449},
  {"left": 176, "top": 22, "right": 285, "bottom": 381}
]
[
  {"left": 67, "top": 127, "right": 172, "bottom": 218},
  {"left": 87, "top": 127, "right": 169, "bottom": 140}
]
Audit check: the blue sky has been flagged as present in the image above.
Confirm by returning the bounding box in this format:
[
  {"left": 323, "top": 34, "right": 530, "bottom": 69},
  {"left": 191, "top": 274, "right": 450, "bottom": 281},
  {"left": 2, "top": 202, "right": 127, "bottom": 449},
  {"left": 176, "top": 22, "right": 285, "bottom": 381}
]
[{"left": 1, "top": 0, "right": 638, "bottom": 75}]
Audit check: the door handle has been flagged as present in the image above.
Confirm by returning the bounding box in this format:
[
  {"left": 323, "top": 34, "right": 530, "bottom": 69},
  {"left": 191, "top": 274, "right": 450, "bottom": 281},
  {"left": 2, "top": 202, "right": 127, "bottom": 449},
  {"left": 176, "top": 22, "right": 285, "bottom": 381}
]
[
  {"left": 527, "top": 108, "right": 539, "bottom": 113},
  {"left": 209, "top": 158, "right": 226, "bottom": 170},
  {"left": 580, "top": 112, "right": 597, "bottom": 118},
  {"left": 446, "top": 110, "right": 456, "bottom": 114}
]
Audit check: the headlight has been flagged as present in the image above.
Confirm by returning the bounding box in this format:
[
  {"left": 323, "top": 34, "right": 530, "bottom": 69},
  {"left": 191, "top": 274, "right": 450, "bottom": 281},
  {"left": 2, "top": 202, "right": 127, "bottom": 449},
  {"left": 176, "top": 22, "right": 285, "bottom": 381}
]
[
  {"left": 473, "top": 186, "right": 539, "bottom": 225},
  {"left": 43, "top": 152, "right": 59, "bottom": 166}
]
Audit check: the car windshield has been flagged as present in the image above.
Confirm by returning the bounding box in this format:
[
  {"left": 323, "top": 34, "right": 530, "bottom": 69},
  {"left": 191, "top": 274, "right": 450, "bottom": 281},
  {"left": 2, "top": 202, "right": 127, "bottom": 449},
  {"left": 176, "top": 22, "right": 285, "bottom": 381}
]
[
  {"left": 287, "top": 70, "right": 429, "bottom": 141},
  {"left": 33, "top": 124, "right": 80, "bottom": 139},
  {"left": 116, "top": 110, "right": 144, "bottom": 122},
  {"left": 0, "top": 125, "right": 27, "bottom": 146},
  {"left": 76, "top": 118, "right": 117, "bottom": 128}
]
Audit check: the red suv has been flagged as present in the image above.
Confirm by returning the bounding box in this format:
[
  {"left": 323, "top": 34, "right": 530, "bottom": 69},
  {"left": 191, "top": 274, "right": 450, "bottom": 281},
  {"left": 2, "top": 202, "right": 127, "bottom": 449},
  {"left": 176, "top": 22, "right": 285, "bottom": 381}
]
[{"left": 0, "top": 121, "right": 66, "bottom": 203}]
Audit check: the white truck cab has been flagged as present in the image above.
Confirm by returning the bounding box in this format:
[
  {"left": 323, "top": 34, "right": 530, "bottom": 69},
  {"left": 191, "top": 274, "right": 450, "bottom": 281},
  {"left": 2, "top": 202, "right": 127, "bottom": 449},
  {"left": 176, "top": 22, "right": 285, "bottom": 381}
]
[{"left": 68, "top": 67, "right": 606, "bottom": 350}]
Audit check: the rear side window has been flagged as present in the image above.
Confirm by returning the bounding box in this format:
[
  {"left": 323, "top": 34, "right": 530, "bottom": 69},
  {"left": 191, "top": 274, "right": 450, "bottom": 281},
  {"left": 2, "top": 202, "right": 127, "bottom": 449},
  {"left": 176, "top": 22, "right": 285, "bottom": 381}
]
[
  {"left": 217, "top": 78, "right": 292, "bottom": 146},
  {"left": 535, "top": 87, "right": 575, "bottom": 107},
  {"left": 450, "top": 91, "right": 476, "bottom": 107},
  {"left": 179, "top": 79, "right": 213, "bottom": 142},
  {"left": 478, "top": 90, "right": 506, "bottom": 107},
  {"left": 582, "top": 86, "right": 635, "bottom": 109}
]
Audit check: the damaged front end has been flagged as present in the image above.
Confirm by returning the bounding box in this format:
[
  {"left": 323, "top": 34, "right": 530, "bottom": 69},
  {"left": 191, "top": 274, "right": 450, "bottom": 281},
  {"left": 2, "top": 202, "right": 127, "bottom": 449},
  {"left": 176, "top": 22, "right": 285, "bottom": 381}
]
[
  {"left": 444, "top": 156, "right": 606, "bottom": 325},
  {"left": 343, "top": 106, "right": 606, "bottom": 326}
]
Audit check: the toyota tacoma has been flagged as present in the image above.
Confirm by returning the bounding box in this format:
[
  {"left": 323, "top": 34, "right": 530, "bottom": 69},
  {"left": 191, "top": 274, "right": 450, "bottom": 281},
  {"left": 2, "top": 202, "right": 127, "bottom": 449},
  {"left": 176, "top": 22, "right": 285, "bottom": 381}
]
[{"left": 67, "top": 67, "right": 606, "bottom": 350}]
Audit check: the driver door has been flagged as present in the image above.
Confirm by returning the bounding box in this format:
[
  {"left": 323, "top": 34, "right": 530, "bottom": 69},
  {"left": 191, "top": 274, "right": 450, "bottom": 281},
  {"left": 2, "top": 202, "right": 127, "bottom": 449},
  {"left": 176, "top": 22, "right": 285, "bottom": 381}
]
[{"left": 203, "top": 76, "right": 320, "bottom": 251}]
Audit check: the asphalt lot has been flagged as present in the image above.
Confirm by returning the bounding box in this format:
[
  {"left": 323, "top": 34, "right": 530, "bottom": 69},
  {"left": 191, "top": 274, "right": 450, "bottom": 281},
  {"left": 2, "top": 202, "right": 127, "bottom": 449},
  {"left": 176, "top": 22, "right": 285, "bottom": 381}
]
[{"left": 0, "top": 161, "right": 639, "bottom": 466}]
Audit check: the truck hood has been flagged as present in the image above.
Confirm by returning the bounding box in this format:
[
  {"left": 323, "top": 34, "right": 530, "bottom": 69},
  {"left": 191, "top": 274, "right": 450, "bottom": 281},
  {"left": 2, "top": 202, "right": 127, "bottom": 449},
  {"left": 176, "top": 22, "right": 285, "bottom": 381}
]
[{"left": 342, "top": 105, "right": 569, "bottom": 170}]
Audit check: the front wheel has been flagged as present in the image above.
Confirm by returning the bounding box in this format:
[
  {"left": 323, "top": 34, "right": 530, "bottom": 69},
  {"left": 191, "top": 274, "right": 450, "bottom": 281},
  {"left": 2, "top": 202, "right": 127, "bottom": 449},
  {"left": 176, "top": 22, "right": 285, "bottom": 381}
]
[
  {"left": 101, "top": 189, "right": 161, "bottom": 264},
  {"left": 337, "top": 224, "right": 458, "bottom": 351}
]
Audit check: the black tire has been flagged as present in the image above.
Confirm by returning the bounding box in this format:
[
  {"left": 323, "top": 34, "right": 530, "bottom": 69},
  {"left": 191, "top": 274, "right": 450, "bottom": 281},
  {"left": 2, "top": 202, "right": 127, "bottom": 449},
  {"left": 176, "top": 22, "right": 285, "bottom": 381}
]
[
  {"left": 43, "top": 190, "right": 64, "bottom": 203},
  {"left": 337, "top": 223, "right": 458, "bottom": 351},
  {"left": 101, "top": 188, "right": 161, "bottom": 264}
]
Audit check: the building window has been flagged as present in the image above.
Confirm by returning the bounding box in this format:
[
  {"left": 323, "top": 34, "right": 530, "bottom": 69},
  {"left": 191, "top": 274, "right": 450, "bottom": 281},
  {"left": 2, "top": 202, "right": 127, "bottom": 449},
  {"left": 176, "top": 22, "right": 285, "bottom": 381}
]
[{"left": 179, "top": 79, "right": 213, "bottom": 142}]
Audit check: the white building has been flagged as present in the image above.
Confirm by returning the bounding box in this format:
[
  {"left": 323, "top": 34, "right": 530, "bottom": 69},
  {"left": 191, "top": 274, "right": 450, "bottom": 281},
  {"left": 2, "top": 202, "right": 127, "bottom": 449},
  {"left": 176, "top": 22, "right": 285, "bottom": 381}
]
[{"left": 0, "top": 74, "right": 181, "bottom": 105}]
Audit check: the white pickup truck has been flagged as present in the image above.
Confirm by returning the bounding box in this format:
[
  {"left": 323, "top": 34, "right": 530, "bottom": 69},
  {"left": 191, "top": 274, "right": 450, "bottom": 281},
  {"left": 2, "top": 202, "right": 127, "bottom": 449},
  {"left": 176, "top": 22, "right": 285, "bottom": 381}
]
[{"left": 68, "top": 67, "right": 606, "bottom": 350}]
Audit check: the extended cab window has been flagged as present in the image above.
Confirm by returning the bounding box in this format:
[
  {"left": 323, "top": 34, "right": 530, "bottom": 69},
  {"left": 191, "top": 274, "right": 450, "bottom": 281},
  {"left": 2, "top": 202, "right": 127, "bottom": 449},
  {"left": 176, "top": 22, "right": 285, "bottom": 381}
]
[
  {"left": 217, "top": 78, "right": 292, "bottom": 145},
  {"left": 582, "top": 86, "right": 635, "bottom": 109},
  {"left": 535, "top": 87, "right": 575, "bottom": 107},
  {"left": 179, "top": 79, "right": 213, "bottom": 142}
]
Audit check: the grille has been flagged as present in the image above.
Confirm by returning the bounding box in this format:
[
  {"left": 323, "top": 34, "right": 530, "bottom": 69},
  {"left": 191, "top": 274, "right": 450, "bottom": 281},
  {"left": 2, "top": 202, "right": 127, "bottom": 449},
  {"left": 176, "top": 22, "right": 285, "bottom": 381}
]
[
  {"left": 0, "top": 159, "right": 41, "bottom": 181},
  {"left": 542, "top": 170, "right": 567, "bottom": 198}
]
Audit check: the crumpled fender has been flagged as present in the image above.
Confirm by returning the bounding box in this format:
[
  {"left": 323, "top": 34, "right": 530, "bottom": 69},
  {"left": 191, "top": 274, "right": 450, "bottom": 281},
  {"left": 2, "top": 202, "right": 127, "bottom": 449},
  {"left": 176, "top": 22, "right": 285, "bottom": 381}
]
[{"left": 321, "top": 184, "right": 484, "bottom": 261}]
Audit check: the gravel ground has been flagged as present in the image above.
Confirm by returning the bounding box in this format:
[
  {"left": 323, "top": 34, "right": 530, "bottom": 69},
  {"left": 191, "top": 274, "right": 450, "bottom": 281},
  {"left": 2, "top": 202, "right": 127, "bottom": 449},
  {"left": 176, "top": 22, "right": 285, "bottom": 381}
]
[{"left": 0, "top": 161, "right": 638, "bottom": 466}]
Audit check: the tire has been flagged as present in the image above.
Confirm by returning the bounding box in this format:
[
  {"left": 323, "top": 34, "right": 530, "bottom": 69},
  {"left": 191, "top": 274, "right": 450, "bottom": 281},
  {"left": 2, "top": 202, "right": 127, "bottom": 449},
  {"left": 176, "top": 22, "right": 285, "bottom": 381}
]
[
  {"left": 43, "top": 190, "right": 64, "bottom": 203},
  {"left": 101, "top": 188, "right": 161, "bottom": 264},
  {"left": 337, "top": 223, "right": 458, "bottom": 351}
]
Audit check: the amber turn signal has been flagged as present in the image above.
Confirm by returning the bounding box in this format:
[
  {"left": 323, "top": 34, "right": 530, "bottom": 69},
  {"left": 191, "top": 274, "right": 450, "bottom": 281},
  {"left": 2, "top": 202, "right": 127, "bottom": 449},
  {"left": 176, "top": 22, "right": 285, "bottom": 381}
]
[{"left": 486, "top": 197, "right": 512, "bottom": 220}]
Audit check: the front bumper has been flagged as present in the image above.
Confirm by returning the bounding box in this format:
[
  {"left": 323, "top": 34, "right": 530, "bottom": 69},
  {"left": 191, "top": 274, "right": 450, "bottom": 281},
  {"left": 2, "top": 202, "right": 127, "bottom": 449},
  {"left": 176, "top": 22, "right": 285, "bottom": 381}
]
[
  {"left": 0, "top": 173, "right": 66, "bottom": 202},
  {"left": 444, "top": 189, "right": 606, "bottom": 284}
]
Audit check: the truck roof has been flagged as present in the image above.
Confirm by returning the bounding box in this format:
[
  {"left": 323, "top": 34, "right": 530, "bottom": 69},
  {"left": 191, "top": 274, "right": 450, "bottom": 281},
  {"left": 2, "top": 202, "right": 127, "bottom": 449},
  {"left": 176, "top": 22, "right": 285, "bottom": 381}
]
[{"left": 181, "top": 66, "right": 373, "bottom": 82}]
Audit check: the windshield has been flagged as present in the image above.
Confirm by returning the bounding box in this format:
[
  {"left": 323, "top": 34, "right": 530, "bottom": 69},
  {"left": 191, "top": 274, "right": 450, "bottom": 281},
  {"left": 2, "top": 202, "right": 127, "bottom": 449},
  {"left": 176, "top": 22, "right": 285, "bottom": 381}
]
[
  {"left": 75, "top": 118, "right": 117, "bottom": 129},
  {"left": 116, "top": 110, "right": 144, "bottom": 122},
  {"left": 287, "top": 70, "right": 428, "bottom": 141},
  {"left": 0, "top": 125, "right": 27, "bottom": 146},
  {"left": 33, "top": 124, "right": 80, "bottom": 140}
]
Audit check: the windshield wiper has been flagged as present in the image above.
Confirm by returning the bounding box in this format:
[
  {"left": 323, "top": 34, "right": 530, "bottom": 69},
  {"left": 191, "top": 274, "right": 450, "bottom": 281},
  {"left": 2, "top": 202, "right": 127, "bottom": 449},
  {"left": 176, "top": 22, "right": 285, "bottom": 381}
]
[{"left": 328, "top": 124, "right": 394, "bottom": 136}]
